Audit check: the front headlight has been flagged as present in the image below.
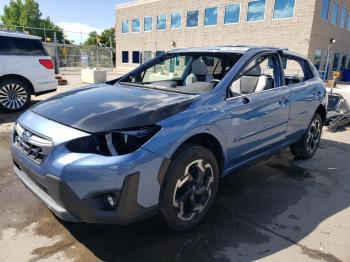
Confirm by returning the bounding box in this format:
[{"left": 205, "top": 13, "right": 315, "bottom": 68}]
[{"left": 66, "top": 125, "right": 161, "bottom": 156}]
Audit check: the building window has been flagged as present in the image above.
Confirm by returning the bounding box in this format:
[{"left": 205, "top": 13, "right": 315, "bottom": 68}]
[
  {"left": 314, "top": 49, "right": 322, "bottom": 70},
  {"left": 273, "top": 0, "right": 295, "bottom": 19},
  {"left": 171, "top": 12, "right": 181, "bottom": 29},
  {"left": 132, "top": 18, "right": 140, "bottom": 32},
  {"left": 339, "top": 7, "right": 347, "bottom": 28},
  {"left": 331, "top": 2, "right": 339, "bottom": 25},
  {"left": 224, "top": 4, "right": 240, "bottom": 24},
  {"left": 144, "top": 17, "right": 152, "bottom": 32},
  {"left": 122, "top": 51, "right": 129, "bottom": 63},
  {"left": 122, "top": 20, "right": 129, "bottom": 33},
  {"left": 132, "top": 51, "right": 140, "bottom": 64},
  {"left": 341, "top": 54, "right": 348, "bottom": 69},
  {"left": 320, "top": 0, "right": 330, "bottom": 20},
  {"left": 332, "top": 53, "right": 340, "bottom": 71},
  {"left": 247, "top": 0, "right": 266, "bottom": 22},
  {"left": 157, "top": 15, "right": 166, "bottom": 30},
  {"left": 348, "top": 14, "right": 350, "bottom": 31},
  {"left": 187, "top": 10, "right": 199, "bottom": 27},
  {"left": 341, "top": 55, "right": 347, "bottom": 68},
  {"left": 204, "top": 7, "right": 218, "bottom": 26}
]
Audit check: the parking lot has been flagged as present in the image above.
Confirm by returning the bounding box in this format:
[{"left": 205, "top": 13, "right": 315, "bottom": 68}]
[{"left": 0, "top": 75, "right": 349, "bottom": 262}]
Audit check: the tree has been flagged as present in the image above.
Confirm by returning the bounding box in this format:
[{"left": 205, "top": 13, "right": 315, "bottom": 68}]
[
  {"left": 84, "top": 31, "right": 99, "bottom": 46},
  {"left": 83, "top": 28, "right": 115, "bottom": 48},
  {"left": 0, "top": 0, "right": 65, "bottom": 42},
  {"left": 100, "top": 28, "right": 115, "bottom": 48}
]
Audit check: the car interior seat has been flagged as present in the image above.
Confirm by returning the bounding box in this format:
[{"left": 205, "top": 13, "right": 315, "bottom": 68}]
[
  {"left": 230, "top": 64, "right": 268, "bottom": 95},
  {"left": 185, "top": 58, "right": 214, "bottom": 85}
]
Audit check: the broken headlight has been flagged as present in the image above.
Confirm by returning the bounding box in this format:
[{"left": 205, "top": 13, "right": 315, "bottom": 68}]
[{"left": 66, "top": 125, "right": 161, "bottom": 156}]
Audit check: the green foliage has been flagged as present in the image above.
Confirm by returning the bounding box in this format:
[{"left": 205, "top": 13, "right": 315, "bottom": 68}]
[
  {"left": 0, "top": 0, "right": 65, "bottom": 42},
  {"left": 84, "top": 28, "right": 115, "bottom": 48},
  {"left": 84, "top": 31, "right": 99, "bottom": 46},
  {"left": 100, "top": 28, "right": 115, "bottom": 48}
]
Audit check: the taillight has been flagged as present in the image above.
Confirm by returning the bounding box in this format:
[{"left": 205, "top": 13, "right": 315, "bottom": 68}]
[{"left": 39, "top": 59, "right": 54, "bottom": 69}]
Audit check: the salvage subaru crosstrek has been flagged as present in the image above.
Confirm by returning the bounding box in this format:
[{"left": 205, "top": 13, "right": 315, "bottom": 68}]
[{"left": 12, "top": 46, "right": 327, "bottom": 231}]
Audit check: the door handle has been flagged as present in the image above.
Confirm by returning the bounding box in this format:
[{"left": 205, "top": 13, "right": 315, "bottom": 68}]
[
  {"left": 279, "top": 96, "right": 289, "bottom": 105},
  {"left": 242, "top": 97, "right": 250, "bottom": 104}
]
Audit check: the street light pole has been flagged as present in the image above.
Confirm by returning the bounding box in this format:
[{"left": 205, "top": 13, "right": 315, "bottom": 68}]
[{"left": 323, "top": 38, "right": 336, "bottom": 81}]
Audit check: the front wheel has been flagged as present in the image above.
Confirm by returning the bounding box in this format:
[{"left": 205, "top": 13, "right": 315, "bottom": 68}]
[
  {"left": 0, "top": 78, "right": 31, "bottom": 112},
  {"left": 159, "top": 145, "right": 219, "bottom": 231},
  {"left": 290, "top": 113, "right": 323, "bottom": 160}
]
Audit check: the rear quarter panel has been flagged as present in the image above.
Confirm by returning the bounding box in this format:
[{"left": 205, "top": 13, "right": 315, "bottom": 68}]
[
  {"left": 286, "top": 78, "right": 326, "bottom": 141},
  {"left": 2, "top": 55, "right": 56, "bottom": 90}
]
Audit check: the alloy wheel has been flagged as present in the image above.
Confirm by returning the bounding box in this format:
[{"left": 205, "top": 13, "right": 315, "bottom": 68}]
[
  {"left": 173, "top": 159, "right": 214, "bottom": 221},
  {"left": 306, "top": 118, "right": 321, "bottom": 154},
  {"left": 0, "top": 83, "right": 28, "bottom": 110}
]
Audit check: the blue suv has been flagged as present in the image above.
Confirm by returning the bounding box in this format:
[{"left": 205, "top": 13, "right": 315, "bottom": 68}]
[{"left": 12, "top": 46, "right": 327, "bottom": 231}]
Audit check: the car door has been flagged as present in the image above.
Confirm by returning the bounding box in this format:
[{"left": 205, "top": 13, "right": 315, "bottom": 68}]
[
  {"left": 224, "top": 52, "right": 290, "bottom": 169},
  {"left": 281, "top": 55, "right": 322, "bottom": 140}
]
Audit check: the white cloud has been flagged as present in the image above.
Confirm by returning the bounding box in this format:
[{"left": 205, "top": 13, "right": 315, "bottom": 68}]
[{"left": 57, "top": 22, "right": 102, "bottom": 44}]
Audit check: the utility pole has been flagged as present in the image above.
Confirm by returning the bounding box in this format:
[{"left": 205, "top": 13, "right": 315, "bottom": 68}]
[
  {"left": 43, "top": 24, "right": 47, "bottom": 42},
  {"left": 324, "top": 38, "right": 336, "bottom": 81},
  {"left": 54, "top": 31, "right": 60, "bottom": 74}
]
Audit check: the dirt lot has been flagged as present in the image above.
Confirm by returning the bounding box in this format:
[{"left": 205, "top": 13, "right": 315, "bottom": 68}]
[{"left": 0, "top": 76, "right": 349, "bottom": 262}]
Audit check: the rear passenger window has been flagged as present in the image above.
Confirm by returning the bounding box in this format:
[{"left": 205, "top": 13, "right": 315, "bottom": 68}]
[
  {"left": 282, "top": 56, "right": 314, "bottom": 85},
  {"left": 0, "top": 36, "right": 47, "bottom": 56}
]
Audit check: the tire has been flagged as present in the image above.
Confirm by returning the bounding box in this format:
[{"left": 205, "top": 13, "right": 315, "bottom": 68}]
[
  {"left": 290, "top": 113, "right": 323, "bottom": 160},
  {"left": 0, "top": 78, "right": 31, "bottom": 112},
  {"left": 159, "top": 144, "right": 219, "bottom": 231}
]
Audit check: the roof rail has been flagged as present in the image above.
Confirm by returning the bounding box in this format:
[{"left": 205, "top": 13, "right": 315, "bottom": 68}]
[{"left": 0, "top": 29, "right": 29, "bottom": 35}]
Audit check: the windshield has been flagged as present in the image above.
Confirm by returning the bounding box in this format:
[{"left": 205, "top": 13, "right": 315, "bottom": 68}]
[{"left": 118, "top": 52, "right": 242, "bottom": 94}]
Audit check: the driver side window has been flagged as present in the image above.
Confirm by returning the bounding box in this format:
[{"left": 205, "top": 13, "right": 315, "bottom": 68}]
[{"left": 230, "top": 54, "right": 278, "bottom": 96}]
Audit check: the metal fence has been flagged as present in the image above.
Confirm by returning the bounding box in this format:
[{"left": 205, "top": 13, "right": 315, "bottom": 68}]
[
  {"left": 0, "top": 24, "right": 115, "bottom": 71},
  {"left": 44, "top": 43, "right": 114, "bottom": 71}
]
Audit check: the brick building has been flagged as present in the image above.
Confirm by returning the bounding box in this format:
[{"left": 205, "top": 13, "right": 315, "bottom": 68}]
[{"left": 115, "top": 0, "right": 350, "bottom": 75}]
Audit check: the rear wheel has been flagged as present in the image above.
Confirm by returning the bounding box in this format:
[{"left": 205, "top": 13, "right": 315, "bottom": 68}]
[
  {"left": 290, "top": 113, "right": 323, "bottom": 160},
  {"left": 0, "top": 78, "right": 31, "bottom": 112},
  {"left": 160, "top": 145, "right": 219, "bottom": 231}
]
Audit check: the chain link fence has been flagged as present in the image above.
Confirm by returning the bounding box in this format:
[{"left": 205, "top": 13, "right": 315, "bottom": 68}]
[
  {"left": 44, "top": 43, "right": 114, "bottom": 71},
  {"left": 1, "top": 24, "right": 115, "bottom": 71}
]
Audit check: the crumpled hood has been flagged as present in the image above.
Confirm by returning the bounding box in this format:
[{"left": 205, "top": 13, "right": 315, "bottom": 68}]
[{"left": 31, "top": 83, "right": 195, "bottom": 133}]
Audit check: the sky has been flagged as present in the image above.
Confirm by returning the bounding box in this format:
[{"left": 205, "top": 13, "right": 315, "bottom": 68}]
[{"left": 0, "top": 0, "right": 134, "bottom": 43}]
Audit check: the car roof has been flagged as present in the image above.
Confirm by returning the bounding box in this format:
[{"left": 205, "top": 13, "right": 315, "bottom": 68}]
[
  {"left": 168, "top": 46, "right": 309, "bottom": 60},
  {"left": 168, "top": 45, "right": 283, "bottom": 54},
  {"left": 0, "top": 30, "right": 41, "bottom": 40}
]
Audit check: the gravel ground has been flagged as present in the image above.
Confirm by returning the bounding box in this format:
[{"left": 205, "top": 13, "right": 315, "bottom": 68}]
[{"left": 0, "top": 75, "right": 349, "bottom": 262}]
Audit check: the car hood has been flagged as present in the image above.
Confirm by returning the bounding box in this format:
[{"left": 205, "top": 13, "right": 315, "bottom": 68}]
[{"left": 31, "top": 83, "right": 196, "bottom": 133}]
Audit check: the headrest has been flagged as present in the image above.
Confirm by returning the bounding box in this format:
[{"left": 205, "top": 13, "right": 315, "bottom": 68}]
[
  {"left": 245, "top": 64, "right": 262, "bottom": 77},
  {"left": 191, "top": 59, "right": 208, "bottom": 76}
]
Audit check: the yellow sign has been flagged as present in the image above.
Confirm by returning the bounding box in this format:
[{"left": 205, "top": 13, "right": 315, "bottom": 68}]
[
  {"left": 62, "top": 48, "right": 68, "bottom": 58},
  {"left": 333, "top": 71, "right": 341, "bottom": 80}
]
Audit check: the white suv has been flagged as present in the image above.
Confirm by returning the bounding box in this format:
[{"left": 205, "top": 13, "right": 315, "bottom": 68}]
[{"left": 0, "top": 30, "right": 57, "bottom": 112}]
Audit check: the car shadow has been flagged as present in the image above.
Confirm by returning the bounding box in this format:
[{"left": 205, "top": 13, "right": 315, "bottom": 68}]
[{"left": 57, "top": 138, "right": 349, "bottom": 262}]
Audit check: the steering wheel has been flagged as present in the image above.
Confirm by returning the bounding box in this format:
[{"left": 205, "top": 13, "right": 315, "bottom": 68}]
[{"left": 210, "top": 79, "right": 221, "bottom": 86}]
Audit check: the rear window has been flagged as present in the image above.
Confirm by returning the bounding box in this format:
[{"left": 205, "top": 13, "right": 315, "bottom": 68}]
[{"left": 0, "top": 36, "right": 47, "bottom": 56}]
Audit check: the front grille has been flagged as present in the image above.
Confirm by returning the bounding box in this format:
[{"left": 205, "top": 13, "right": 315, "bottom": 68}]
[{"left": 14, "top": 123, "right": 52, "bottom": 165}]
